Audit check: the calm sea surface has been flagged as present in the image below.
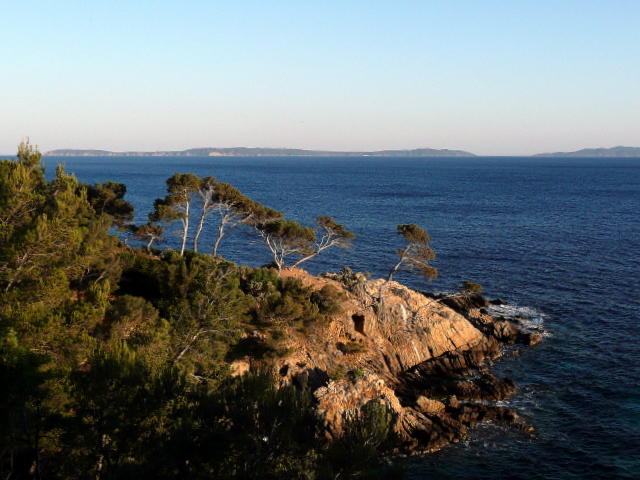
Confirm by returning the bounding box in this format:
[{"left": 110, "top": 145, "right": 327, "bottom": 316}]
[{"left": 45, "top": 156, "right": 640, "bottom": 479}]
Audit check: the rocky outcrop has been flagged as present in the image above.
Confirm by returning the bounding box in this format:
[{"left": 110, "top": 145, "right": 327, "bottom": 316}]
[
  {"left": 437, "top": 291, "right": 489, "bottom": 312},
  {"left": 313, "top": 371, "right": 404, "bottom": 439},
  {"left": 232, "top": 269, "right": 542, "bottom": 454}
]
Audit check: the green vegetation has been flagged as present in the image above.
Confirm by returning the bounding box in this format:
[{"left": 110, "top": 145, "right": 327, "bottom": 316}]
[
  {"left": 0, "top": 141, "right": 407, "bottom": 479},
  {"left": 328, "top": 364, "right": 349, "bottom": 381},
  {"left": 461, "top": 280, "right": 483, "bottom": 293},
  {"left": 291, "top": 216, "right": 356, "bottom": 269},
  {"left": 149, "top": 172, "right": 201, "bottom": 256},
  {"left": 338, "top": 341, "right": 368, "bottom": 355},
  {"left": 336, "top": 266, "right": 369, "bottom": 298},
  {"left": 125, "top": 221, "right": 165, "bottom": 252},
  {"left": 256, "top": 219, "right": 316, "bottom": 272},
  {"left": 324, "top": 400, "right": 399, "bottom": 478},
  {"left": 83, "top": 180, "right": 134, "bottom": 227}
]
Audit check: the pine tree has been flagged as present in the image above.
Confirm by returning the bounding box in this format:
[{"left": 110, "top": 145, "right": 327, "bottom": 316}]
[{"left": 150, "top": 173, "right": 201, "bottom": 256}]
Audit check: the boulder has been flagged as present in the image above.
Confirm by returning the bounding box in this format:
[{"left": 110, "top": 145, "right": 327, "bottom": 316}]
[
  {"left": 313, "top": 371, "right": 403, "bottom": 439},
  {"left": 415, "top": 396, "right": 446, "bottom": 414},
  {"left": 438, "top": 292, "right": 490, "bottom": 313}
]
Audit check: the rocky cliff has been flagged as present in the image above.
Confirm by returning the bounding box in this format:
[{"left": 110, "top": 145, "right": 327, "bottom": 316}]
[{"left": 232, "top": 268, "right": 541, "bottom": 454}]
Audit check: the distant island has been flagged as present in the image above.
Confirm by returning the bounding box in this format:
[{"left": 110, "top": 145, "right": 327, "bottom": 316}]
[
  {"left": 43, "top": 147, "right": 476, "bottom": 157},
  {"left": 533, "top": 146, "right": 640, "bottom": 157},
  {"left": 41, "top": 145, "right": 640, "bottom": 158}
]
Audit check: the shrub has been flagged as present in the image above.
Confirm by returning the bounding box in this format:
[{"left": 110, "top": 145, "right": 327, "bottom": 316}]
[
  {"left": 336, "top": 266, "right": 369, "bottom": 297},
  {"left": 277, "top": 277, "right": 312, "bottom": 301},
  {"left": 253, "top": 293, "right": 305, "bottom": 327},
  {"left": 338, "top": 341, "right": 367, "bottom": 355},
  {"left": 243, "top": 267, "right": 279, "bottom": 296},
  {"left": 248, "top": 274, "right": 335, "bottom": 329},
  {"left": 321, "top": 400, "right": 397, "bottom": 478},
  {"left": 328, "top": 364, "right": 349, "bottom": 381},
  {"left": 270, "top": 328, "right": 288, "bottom": 341},
  {"left": 461, "top": 280, "right": 483, "bottom": 293},
  {"left": 241, "top": 336, "right": 296, "bottom": 359},
  {"left": 310, "top": 284, "right": 345, "bottom": 315}
]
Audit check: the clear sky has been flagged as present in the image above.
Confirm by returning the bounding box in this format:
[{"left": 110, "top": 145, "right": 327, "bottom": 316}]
[{"left": 2, "top": 1, "right": 639, "bottom": 156}]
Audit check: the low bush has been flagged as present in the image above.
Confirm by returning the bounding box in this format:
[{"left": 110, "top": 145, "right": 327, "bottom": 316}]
[
  {"left": 328, "top": 364, "right": 349, "bottom": 381},
  {"left": 310, "top": 284, "right": 345, "bottom": 315},
  {"left": 338, "top": 341, "right": 367, "bottom": 355},
  {"left": 336, "top": 266, "right": 369, "bottom": 297},
  {"left": 461, "top": 280, "right": 483, "bottom": 293}
]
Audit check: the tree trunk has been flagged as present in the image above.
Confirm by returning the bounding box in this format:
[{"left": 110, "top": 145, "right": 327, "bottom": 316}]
[
  {"left": 180, "top": 202, "right": 190, "bottom": 256},
  {"left": 291, "top": 252, "right": 318, "bottom": 269},
  {"left": 387, "top": 260, "right": 402, "bottom": 282},
  {"left": 193, "top": 207, "right": 207, "bottom": 252},
  {"left": 212, "top": 224, "right": 225, "bottom": 257},
  {"left": 387, "top": 249, "right": 408, "bottom": 282}
]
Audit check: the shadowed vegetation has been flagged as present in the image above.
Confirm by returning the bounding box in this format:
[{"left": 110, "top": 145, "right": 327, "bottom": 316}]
[{"left": 0, "top": 142, "right": 416, "bottom": 479}]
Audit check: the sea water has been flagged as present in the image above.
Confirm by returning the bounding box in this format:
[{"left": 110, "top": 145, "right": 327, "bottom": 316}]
[{"left": 45, "top": 156, "right": 640, "bottom": 479}]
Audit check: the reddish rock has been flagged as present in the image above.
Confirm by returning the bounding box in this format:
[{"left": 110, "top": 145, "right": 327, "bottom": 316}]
[{"left": 265, "top": 269, "right": 542, "bottom": 454}]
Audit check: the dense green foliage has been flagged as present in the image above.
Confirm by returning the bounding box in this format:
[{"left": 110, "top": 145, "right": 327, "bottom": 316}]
[
  {"left": 0, "top": 143, "right": 401, "bottom": 479},
  {"left": 83, "top": 181, "right": 134, "bottom": 226}
]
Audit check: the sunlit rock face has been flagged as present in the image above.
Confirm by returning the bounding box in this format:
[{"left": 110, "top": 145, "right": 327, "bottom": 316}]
[{"left": 231, "top": 268, "right": 540, "bottom": 453}]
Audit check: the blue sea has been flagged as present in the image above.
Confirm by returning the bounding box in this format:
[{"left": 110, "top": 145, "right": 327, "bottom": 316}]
[{"left": 45, "top": 155, "right": 640, "bottom": 479}]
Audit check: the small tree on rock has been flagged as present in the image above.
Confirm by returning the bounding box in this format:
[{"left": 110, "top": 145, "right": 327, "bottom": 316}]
[
  {"left": 192, "top": 176, "right": 217, "bottom": 253},
  {"left": 376, "top": 224, "right": 437, "bottom": 318},
  {"left": 291, "top": 216, "right": 355, "bottom": 269},
  {"left": 210, "top": 182, "right": 271, "bottom": 257},
  {"left": 255, "top": 219, "right": 316, "bottom": 273},
  {"left": 149, "top": 173, "right": 200, "bottom": 256},
  {"left": 388, "top": 224, "right": 437, "bottom": 282}
]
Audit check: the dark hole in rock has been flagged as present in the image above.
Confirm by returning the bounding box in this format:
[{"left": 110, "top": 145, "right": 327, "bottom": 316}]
[
  {"left": 279, "top": 364, "right": 289, "bottom": 376},
  {"left": 352, "top": 314, "right": 366, "bottom": 335}
]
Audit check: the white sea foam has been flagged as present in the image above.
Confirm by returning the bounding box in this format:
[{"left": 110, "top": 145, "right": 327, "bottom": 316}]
[{"left": 488, "top": 304, "right": 551, "bottom": 337}]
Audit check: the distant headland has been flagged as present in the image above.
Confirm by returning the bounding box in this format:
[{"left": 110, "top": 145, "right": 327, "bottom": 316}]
[
  {"left": 41, "top": 145, "right": 640, "bottom": 158},
  {"left": 533, "top": 146, "right": 640, "bottom": 157},
  {"left": 43, "top": 147, "right": 475, "bottom": 157}
]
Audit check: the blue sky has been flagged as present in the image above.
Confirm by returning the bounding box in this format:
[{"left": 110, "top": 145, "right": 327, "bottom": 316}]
[{"left": 2, "top": 1, "right": 639, "bottom": 155}]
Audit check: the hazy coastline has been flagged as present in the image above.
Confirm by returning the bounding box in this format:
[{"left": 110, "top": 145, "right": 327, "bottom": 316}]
[{"left": 42, "top": 146, "right": 640, "bottom": 158}]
